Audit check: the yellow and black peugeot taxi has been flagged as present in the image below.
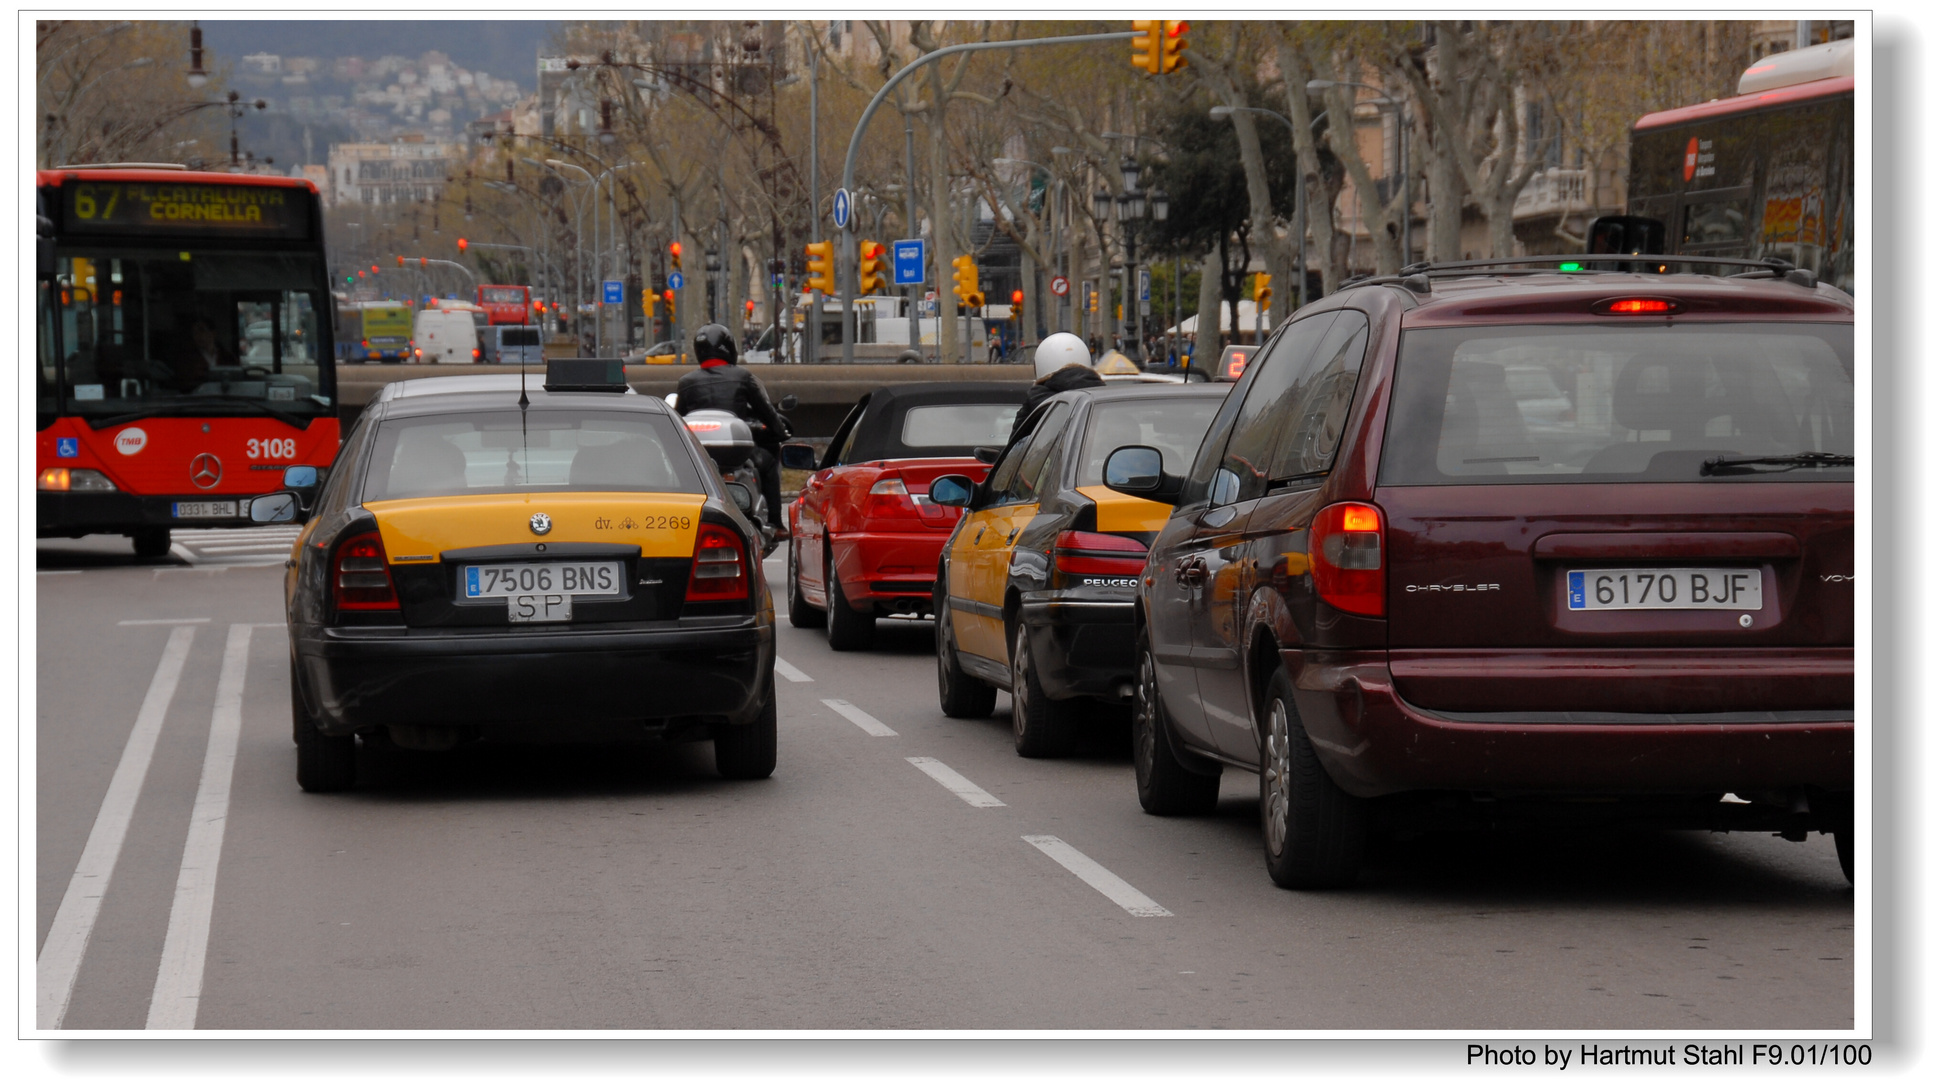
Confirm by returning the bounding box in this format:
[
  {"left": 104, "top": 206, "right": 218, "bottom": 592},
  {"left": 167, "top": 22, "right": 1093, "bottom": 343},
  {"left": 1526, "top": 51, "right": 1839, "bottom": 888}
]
[
  {"left": 268, "top": 361, "right": 775, "bottom": 791},
  {"left": 927, "top": 382, "right": 1227, "bottom": 757}
]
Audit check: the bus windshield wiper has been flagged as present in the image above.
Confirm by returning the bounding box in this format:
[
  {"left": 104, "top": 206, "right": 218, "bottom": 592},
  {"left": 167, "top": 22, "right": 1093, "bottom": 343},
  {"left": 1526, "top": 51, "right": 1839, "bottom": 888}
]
[
  {"left": 1701, "top": 451, "right": 1855, "bottom": 476},
  {"left": 86, "top": 397, "right": 312, "bottom": 430}
]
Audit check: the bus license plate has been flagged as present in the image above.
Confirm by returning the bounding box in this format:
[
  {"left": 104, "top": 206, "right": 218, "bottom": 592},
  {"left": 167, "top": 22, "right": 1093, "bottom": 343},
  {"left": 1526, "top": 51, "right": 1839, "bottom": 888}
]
[
  {"left": 1567, "top": 568, "right": 1762, "bottom": 611},
  {"left": 172, "top": 501, "right": 238, "bottom": 519},
  {"left": 508, "top": 593, "right": 572, "bottom": 623},
  {"left": 463, "top": 562, "right": 623, "bottom": 599}
]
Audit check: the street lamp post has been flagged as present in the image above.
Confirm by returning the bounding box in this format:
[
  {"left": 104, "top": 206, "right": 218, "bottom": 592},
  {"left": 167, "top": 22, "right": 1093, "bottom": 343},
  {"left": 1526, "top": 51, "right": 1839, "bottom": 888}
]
[
  {"left": 1111, "top": 157, "right": 1167, "bottom": 363},
  {"left": 1305, "top": 79, "right": 1410, "bottom": 268}
]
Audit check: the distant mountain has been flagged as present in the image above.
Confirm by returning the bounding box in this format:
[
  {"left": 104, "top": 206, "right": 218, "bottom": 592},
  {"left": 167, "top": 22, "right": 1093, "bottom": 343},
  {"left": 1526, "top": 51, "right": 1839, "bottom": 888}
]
[{"left": 199, "top": 20, "right": 553, "bottom": 89}]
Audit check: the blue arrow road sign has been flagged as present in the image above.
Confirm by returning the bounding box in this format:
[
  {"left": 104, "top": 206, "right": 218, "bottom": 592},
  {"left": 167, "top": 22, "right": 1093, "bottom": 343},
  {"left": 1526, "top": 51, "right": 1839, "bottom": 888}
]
[
  {"left": 832, "top": 188, "right": 851, "bottom": 230},
  {"left": 602, "top": 280, "right": 624, "bottom": 304},
  {"left": 669, "top": 271, "right": 685, "bottom": 291},
  {"left": 892, "top": 239, "right": 925, "bottom": 286}
]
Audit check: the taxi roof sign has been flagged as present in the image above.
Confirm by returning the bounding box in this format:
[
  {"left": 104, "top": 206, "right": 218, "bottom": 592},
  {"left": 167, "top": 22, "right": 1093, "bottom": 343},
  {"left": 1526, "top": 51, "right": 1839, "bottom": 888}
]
[{"left": 542, "top": 358, "right": 628, "bottom": 393}]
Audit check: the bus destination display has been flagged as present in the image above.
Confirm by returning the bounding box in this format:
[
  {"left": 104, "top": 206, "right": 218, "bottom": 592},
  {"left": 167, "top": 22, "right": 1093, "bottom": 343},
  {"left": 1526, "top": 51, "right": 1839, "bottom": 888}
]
[{"left": 62, "top": 181, "right": 310, "bottom": 240}]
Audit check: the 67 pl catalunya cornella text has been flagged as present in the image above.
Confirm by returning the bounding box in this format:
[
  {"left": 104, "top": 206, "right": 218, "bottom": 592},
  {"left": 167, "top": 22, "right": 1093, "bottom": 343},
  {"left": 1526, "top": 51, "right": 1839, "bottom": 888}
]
[{"left": 1468, "top": 1043, "right": 1872, "bottom": 1067}]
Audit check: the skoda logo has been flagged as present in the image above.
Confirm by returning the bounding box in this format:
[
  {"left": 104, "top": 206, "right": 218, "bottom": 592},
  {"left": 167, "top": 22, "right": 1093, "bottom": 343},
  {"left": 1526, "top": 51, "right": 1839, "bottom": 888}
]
[
  {"left": 190, "top": 453, "right": 222, "bottom": 489},
  {"left": 529, "top": 512, "right": 553, "bottom": 536}
]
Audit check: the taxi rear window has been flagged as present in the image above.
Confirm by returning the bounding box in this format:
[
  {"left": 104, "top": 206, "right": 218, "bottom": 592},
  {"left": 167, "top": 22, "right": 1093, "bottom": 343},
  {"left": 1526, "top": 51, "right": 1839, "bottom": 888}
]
[
  {"left": 362, "top": 408, "right": 705, "bottom": 501},
  {"left": 1075, "top": 397, "right": 1224, "bottom": 487}
]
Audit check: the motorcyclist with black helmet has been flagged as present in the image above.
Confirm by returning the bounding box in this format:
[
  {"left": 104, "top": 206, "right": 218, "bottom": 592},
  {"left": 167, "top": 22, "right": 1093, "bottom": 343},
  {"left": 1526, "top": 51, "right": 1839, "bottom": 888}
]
[{"left": 675, "top": 323, "right": 790, "bottom": 528}]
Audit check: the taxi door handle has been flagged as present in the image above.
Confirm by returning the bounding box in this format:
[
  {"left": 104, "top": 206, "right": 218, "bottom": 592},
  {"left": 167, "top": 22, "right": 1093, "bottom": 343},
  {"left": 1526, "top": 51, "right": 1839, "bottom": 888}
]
[
  {"left": 1006, "top": 528, "right": 1019, "bottom": 544},
  {"left": 974, "top": 525, "right": 986, "bottom": 544},
  {"left": 1175, "top": 556, "right": 1208, "bottom": 587}
]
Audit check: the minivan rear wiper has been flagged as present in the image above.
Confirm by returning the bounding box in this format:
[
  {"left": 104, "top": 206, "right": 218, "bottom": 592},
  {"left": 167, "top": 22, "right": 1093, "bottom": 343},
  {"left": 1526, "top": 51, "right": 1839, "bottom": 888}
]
[{"left": 1700, "top": 451, "right": 1854, "bottom": 475}]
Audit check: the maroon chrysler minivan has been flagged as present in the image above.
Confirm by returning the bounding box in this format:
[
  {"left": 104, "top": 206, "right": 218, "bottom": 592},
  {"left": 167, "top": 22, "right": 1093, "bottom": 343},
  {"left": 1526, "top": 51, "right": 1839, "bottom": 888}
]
[{"left": 1106, "top": 259, "right": 1853, "bottom": 889}]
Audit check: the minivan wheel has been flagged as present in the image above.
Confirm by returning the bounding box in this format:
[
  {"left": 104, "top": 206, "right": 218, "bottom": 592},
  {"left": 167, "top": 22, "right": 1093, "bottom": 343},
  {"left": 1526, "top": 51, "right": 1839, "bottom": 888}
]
[
  {"left": 1260, "top": 668, "right": 1366, "bottom": 889},
  {"left": 786, "top": 539, "right": 824, "bottom": 628},
  {"left": 824, "top": 550, "right": 875, "bottom": 650},
  {"left": 1133, "top": 641, "right": 1219, "bottom": 815},
  {"left": 1010, "top": 624, "right": 1078, "bottom": 758},
  {"left": 936, "top": 592, "right": 996, "bottom": 718}
]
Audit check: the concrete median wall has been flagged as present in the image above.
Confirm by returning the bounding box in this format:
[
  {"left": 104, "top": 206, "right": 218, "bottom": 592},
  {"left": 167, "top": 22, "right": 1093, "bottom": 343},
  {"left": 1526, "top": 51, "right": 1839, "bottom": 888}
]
[{"left": 334, "top": 362, "right": 1037, "bottom": 438}]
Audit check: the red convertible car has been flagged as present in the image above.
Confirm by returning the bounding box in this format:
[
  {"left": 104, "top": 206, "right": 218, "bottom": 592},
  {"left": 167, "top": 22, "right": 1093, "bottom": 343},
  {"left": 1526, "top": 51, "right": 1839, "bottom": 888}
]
[{"left": 782, "top": 382, "right": 1030, "bottom": 650}]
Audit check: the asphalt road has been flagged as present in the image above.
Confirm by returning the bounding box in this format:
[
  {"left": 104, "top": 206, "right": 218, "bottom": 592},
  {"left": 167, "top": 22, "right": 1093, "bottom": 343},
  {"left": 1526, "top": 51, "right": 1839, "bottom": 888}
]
[{"left": 35, "top": 533, "right": 1855, "bottom": 1031}]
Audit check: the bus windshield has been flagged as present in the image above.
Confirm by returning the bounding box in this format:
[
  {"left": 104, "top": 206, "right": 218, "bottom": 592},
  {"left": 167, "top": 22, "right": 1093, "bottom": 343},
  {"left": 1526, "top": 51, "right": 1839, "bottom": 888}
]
[{"left": 44, "top": 248, "right": 333, "bottom": 425}]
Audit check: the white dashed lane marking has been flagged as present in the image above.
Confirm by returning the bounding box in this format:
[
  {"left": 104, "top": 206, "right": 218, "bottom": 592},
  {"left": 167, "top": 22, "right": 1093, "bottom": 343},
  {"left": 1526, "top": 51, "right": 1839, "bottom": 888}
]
[
  {"left": 906, "top": 757, "right": 1005, "bottom": 807},
  {"left": 119, "top": 618, "right": 212, "bottom": 626},
  {"left": 774, "top": 658, "right": 813, "bottom": 683},
  {"left": 1022, "top": 836, "right": 1173, "bottom": 917},
  {"left": 822, "top": 699, "right": 896, "bottom": 737}
]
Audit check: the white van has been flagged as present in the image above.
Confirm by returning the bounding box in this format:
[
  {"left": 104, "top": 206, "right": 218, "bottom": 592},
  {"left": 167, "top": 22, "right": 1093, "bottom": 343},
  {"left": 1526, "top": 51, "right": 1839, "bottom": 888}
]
[
  {"left": 412, "top": 308, "right": 480, "bottom": 364},
  {"left": 485, "top": 325, "right": 545, "bottom": 365}
]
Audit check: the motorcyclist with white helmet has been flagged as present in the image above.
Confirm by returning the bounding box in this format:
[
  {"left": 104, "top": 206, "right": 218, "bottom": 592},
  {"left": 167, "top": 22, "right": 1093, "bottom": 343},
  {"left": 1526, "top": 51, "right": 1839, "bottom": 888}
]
[{"left": 1010, "top": 332, "right": 1104, "bottom": 441}]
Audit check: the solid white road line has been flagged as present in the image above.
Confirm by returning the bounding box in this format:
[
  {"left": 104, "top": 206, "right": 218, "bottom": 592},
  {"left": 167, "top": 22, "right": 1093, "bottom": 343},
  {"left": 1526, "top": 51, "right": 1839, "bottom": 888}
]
[
  {"left": 1021, "top": 835, "right": 1173, "bottom": 917},
  {"left": 118, "top": 618, "right": 212, "bottom": 626},
  {"left": 37, "top": 626, "right": 197, "bottom": 1030},
  {"left": 145, "top": 623, "right": 253, "bottom": 1030},
  {"left": 774, "top": 657, "right": 813, "bottom": 683},
  {"left": 822, "top": 699, "right": 896, "bottom": 737},
  {"left": 906, "top": 757, "right": 1005, "bottom": 807}
]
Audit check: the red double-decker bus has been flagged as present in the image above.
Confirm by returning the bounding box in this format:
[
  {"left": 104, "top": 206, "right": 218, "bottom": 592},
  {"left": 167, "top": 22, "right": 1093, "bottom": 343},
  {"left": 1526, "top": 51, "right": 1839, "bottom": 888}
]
[
  {"left": 37, "top": 167, "right": 340, "bottom": 556},
  {"left": 475, "top": 283, "right": 531, "bottom": 325}
]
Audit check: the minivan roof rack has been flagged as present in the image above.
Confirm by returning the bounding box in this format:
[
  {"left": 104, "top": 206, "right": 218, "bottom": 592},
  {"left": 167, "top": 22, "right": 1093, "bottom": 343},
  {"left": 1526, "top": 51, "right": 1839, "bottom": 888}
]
[{"left": 1351, "top": 254, "right": 1819, "bottom": 291}]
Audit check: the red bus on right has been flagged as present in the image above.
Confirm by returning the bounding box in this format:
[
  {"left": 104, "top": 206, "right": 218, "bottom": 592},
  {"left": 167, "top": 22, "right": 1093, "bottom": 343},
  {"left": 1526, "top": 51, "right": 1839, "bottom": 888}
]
[{"left": 1595, "top": 37, "right": 1854, "bottom": 293}]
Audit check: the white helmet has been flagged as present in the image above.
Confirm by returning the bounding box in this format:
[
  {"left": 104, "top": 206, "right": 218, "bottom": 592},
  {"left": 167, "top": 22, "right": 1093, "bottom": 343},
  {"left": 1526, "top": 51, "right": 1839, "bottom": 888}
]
[{"left": 1032, "top": 332, "right": 1092, "bottom": 379}]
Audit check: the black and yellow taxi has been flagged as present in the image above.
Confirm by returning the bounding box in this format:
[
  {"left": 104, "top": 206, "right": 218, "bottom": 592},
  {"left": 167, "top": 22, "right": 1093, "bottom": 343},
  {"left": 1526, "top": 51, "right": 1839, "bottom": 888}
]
[
  {"left": 268, "top": 361, "right": 775, "bottom": 791},
  {"left": 927, "top": 382, "right": 1228, "bottom": 756}
]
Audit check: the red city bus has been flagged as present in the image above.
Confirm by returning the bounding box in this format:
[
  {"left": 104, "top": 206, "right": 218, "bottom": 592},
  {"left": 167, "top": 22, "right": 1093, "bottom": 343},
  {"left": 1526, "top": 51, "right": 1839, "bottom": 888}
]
[
  {"left": 475, "top": 283, "right": 531, "bottom": 325},
  {"left": 37, "top": 167, "right": 340, "bottom": 556}
]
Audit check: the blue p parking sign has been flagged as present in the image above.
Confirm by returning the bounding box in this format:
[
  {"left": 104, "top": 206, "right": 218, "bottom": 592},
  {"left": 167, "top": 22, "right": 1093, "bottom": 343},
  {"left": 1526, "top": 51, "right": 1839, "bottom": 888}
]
[{"left": 892, "top": 239, "right": 925, "bottom": 286}]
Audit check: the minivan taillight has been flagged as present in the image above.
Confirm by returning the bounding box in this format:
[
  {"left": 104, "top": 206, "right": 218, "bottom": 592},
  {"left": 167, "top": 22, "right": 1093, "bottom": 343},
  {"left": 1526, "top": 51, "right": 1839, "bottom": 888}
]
[
  {"left": 1309, "top": 502, "right": 1384, "bottom": 616},
  {"left": 685, "top": 522, "right": 749, "bottom": 602},
  {"left": 332, "top": 531, "right": 399, "bottom": 610},
  {"left": 1054, "top": 530, "right": 1148, "bottom": 576}
]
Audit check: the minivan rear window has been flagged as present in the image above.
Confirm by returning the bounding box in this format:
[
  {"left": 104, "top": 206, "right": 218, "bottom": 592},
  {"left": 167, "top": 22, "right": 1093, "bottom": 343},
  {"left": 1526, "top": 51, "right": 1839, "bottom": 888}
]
[{"left": 1378, "top": 323, "right": 1852, "bottom": 485}]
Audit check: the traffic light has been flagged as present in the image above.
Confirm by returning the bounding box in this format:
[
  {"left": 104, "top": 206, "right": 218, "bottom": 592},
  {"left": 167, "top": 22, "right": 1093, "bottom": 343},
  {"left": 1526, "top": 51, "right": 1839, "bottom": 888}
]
[
  {"left": 744, "top": 298, "right": 757, "bottom": 320},
  {"left": 951, "top": 254, "right": 979, "bottom": 307},
  {"left": 858, "top": 240, "right": 886, "bottom": 294},
  {"left": 1132, "top": 20, "right": 1162, "bottom": 74},
  {"left": 396, "top": 255, "right": 405, "bottom": 268},
  {"left": 1252, "top": 272, "right": 1272, "bottom": 307},
  {"left": 643, "top": 289, "right": 656, "bottom": 317},
  {"left": 1010, "top": 289, "right": 1024, "bottom": 320},
  {"left": 370, "top": 264, "right": 380, "bottom": 275},
  {"left": 669, "top": 240, "right": 683, "bottom": 272},
  {"left": 1160, "top": 21, "right": 1188, "bottom": 73},
  {"left": 456, "top": 238, "right": 468, "bottom": 253},
  {"left": 420, "top": 257, "right": 427, "bottom": 268},
  {"left": 662, "top": 288, "right": 675, "bottom": 309},
  {"left": 805, "top": 240, "right": 835, "bottom": 294}
]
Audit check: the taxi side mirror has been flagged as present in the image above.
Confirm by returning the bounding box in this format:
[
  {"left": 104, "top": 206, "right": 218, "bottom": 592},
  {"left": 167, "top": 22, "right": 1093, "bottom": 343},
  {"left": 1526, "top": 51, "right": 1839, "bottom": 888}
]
[
  {"left": 249, "top": 491, "right": 300, "bottom": 524},
  {"left": 928, "top": 475, "right": 974, "bottom": 508},
  {"left": 973, "top": 446, "right": 1001, "bottom": 465},
  {"left": 1104, "top": 445, "right": 1182, "bottom": 505},
  {"left": 779, "top": 443, "right": 818, "bottom": 471}
]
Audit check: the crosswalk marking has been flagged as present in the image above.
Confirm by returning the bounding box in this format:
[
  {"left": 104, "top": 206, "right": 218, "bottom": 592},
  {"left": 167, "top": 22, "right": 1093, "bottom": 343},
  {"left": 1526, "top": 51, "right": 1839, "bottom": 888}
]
[
  {"left": 38, "top": 626, "right": 196, "bottom": 1030},
  {"left": 147, "top": 624, "right": 253, "bottom": 1030},
  {"left": 170, "top": 526, "right": 302, "bottom": 567}
]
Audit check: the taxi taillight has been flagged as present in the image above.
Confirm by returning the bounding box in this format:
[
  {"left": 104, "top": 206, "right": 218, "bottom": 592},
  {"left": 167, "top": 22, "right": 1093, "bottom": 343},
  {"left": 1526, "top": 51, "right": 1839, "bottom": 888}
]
[
  {"left": 332, "top": 531, "right": 400, "bottom": 610},
  {"left": 1309, "top": 501, "right": 1385, "bottom": 616},
  {"left": 685, "top": 522, "right": 748, "bottom": 603},
  {"left": 1054, "top": 530, "right": 1148, "bottom": 576}
]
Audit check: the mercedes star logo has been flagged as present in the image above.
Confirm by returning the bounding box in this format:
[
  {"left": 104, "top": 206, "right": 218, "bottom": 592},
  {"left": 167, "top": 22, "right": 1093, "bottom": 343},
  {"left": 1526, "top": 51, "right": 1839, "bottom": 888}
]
[
  {"left": 190, "top": 452, "right": 222, "bottom": 489},
  {"left": 529, "top": 512, "right": 553, "bottom": 536}
]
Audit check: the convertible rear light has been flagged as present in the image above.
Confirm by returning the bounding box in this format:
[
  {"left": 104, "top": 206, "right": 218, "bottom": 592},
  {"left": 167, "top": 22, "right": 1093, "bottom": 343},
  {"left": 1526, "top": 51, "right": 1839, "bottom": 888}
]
[
  {"left": 332, "top": 531, "right": 400, "bottom": 610},
  {"left": 1309, "top": 502, "right": 1385, "bottom": 616},
  {"left": 868, "top": 477, "right": 909, "bottom": 497},
  {"left": 1054, "top": 529, "right": 1148, "bottom": 576},
  {"left": 684, "top": 522, "right": 749, "bottom": 602}
]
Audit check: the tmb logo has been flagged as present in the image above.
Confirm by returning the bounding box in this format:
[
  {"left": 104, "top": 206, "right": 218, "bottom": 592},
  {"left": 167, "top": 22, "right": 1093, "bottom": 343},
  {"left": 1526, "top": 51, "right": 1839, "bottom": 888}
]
[{"left": 114, "top": 427, "right": 149, "bottom": 456}]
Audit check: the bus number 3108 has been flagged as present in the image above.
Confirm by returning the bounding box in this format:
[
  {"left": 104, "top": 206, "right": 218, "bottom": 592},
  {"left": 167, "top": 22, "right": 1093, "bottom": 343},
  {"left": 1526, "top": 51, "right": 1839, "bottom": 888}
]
[{"left": 247, "top": 438, "right": 297, "bottom": 459}]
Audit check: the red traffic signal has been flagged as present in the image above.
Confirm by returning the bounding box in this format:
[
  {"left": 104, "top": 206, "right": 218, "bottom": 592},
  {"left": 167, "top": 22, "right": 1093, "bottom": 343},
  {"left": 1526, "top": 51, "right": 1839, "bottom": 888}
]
[
  {"left": 456, "top": 238, "right": 469, "bottom": 253},
  {"left": 370, "top": 264, "right": 380, "bottom": 274},
  {"left": 420, "top": 257, "right": 427, "bottom": 268},
  {"left": 396, "top": 255, "right": 405, "bottom": 267},
  {"left": 356, "top": 270, "right": 366, "bottom": 278},
  {"left": 1011, "top": 289, "right": 1024, "bottom": 304}
]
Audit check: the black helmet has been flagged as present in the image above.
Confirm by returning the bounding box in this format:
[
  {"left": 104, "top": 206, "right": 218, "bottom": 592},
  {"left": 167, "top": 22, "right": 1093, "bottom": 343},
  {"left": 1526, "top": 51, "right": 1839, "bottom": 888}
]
[{"left": 694, "top": 323, "right": 737, "bottom": 364}]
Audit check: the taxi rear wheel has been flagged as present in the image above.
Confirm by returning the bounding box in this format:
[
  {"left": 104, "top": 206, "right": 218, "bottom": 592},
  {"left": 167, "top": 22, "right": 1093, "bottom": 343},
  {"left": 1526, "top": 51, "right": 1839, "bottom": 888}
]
[
  {"left": 786, "top": 539, "right": 824, "bottom": 628},
  {"left": 1011, "top": 624, "right": 1079, "bottom": 758},
  {"left": 936, "top": 590, "right": 996, "bottom": 718},
  {"left": 292, "top": 662, "right": 356, "bottom": 793},
  {"left": 824, "top": 550, "right": 875, "bottom": 651},
  {"left": 715, "top": 679, "right": 778, "bottom": 779}
]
